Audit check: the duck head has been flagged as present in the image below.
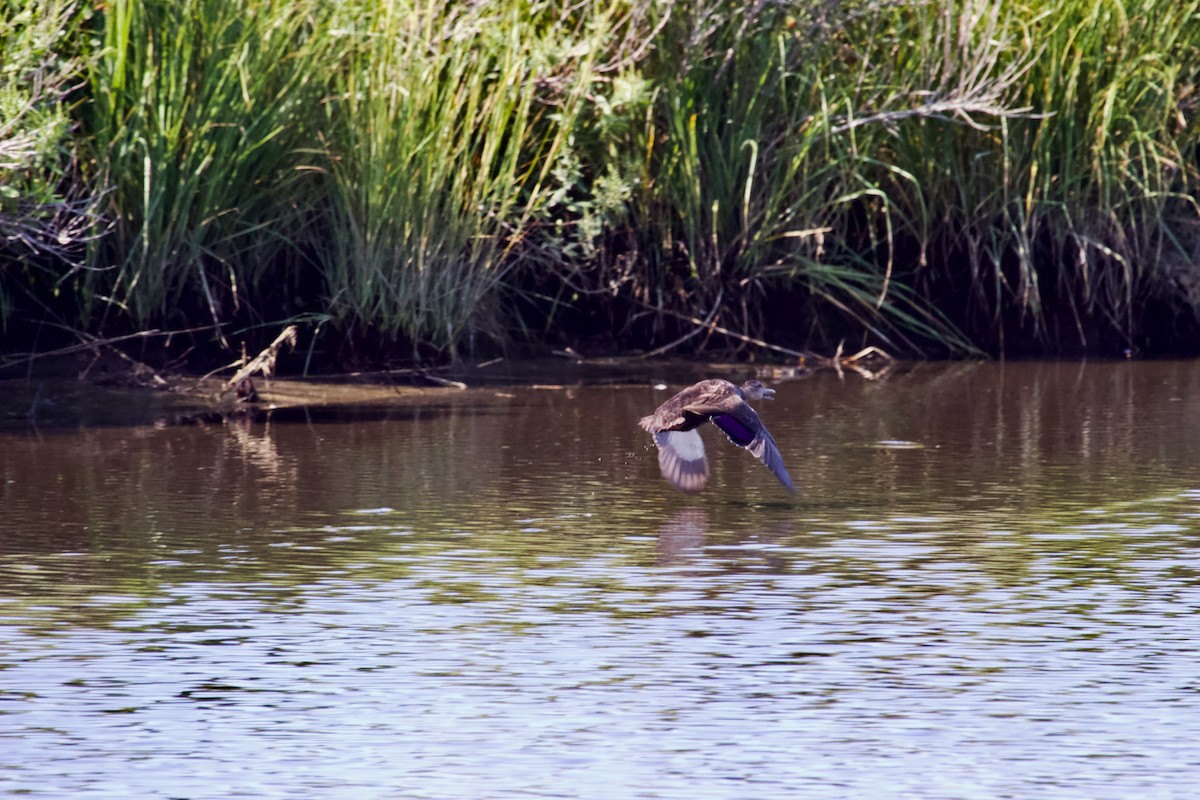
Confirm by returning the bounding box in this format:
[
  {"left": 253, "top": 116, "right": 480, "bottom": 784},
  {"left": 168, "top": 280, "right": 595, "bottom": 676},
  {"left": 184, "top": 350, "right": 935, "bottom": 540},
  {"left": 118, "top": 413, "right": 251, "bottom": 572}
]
[{"left": 739, "top": 379, "right": 776, "bottom": 401}]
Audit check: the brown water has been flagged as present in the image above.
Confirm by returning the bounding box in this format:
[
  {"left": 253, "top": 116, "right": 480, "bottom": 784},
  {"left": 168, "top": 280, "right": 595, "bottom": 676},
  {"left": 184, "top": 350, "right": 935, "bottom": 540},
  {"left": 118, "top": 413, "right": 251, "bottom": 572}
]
[{"left": 2, "top": 361, "right": 1200, "bottom": 798}]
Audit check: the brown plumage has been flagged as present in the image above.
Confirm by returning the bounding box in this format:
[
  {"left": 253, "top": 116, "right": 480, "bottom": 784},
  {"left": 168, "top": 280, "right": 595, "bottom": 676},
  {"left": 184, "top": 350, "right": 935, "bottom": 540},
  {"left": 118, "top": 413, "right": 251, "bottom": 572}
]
[{"left": 639, "top": 379, "right": 794, "bottom": 494}]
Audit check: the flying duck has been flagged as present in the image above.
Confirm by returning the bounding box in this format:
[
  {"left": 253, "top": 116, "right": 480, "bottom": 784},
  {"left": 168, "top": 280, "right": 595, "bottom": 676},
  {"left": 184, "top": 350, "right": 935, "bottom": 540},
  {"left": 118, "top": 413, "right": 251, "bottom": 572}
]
[{"left": 639, "top": 379, "right": 794, "bottom": 493}]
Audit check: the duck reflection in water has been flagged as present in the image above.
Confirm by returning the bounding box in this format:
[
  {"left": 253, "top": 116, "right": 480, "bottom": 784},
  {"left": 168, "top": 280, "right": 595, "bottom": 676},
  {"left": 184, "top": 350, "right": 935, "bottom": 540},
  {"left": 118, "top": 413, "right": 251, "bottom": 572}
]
[
  {"left": 640, "top": 379, "right": 794, "bottom": 493},
  {"left": 656, "top": 508, "right": 709, "bottom": 565},
  {"left": 655, "top": 509, "right": 796, "bottom": 567}
]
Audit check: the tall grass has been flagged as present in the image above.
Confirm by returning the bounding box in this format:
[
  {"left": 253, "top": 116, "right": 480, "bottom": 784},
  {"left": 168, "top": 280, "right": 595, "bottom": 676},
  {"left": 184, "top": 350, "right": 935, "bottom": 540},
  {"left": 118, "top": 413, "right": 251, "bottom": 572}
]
[
  {"left": 589, "top": 0, "right": 1200, "bottom": 354},
  {"left": 1016, "top": 0, "right": 1200, "bottom": 347},
  {"left": 543, "top": 0, "right": 993, "bottom": 353},
  {"left": 866, "top": 0, "right": 1200, "bottom": 351},
  {"left": 316, "top": 1, "right": 603, "bottom": 357},
  {"left": 81, "top": 0, "right": 326, "bottom": 331},
  {"left": 5, "top": 0, "right": 1200, "bottom": 358}
]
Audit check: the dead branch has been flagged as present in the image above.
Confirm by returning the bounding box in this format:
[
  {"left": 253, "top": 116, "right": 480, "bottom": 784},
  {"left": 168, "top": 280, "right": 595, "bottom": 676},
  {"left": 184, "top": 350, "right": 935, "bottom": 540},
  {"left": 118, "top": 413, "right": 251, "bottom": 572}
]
[{"left": 218, "top": 325, "right": 298, "bottom": 399}]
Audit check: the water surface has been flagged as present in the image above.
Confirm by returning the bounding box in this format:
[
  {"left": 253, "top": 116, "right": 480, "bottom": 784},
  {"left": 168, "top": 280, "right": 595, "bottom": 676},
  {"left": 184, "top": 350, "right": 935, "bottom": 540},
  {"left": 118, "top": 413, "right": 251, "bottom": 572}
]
[{"left": 2, "top": 361, "right": 1199, "bottom": 798}]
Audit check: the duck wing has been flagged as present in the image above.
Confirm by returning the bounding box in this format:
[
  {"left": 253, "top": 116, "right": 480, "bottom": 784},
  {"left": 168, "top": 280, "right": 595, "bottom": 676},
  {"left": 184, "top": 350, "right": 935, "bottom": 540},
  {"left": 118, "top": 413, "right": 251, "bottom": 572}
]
[
  {"left": 653, "top": 429, "right": 709, "bottom": 492},
  {"left": 744, "top": 427, "right": 795, "bottom": 493},
  {"left": 640, "top": 379, "right": 737, "bottom": 434},
  {"left": 708, "top": 404, "right": 795, "bottom": 493}
]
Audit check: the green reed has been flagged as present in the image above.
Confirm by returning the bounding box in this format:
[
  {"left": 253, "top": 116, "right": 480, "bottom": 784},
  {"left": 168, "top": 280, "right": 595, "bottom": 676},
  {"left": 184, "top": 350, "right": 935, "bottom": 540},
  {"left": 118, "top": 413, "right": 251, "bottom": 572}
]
[
  {"left": 80, "top": 0, "right": 326, "bottom": 330},
  {"left": 1017, "top": 0, "right": 1200, "bottom": 346},
  {"left": 542, "top": 0, "right": 984, "bottom": 353},
  {"left": 599, "top": 0, "right": 1200, "bottom": 354},
  {"left": 854, "top": 0, "right": 1200, "bottom": 350},
  {"left": 4, "top": 0, "right": 1198, "bottom": 358},
  {"left": 316, "top": 1, "right": 601, "bottom": 357}
]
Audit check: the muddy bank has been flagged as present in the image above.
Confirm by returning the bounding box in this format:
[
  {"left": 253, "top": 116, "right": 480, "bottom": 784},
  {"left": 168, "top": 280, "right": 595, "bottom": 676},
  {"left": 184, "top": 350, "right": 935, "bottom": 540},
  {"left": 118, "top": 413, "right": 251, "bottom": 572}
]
[{"left": 2, "top": 349, "right": 883, "bottom": 431}]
